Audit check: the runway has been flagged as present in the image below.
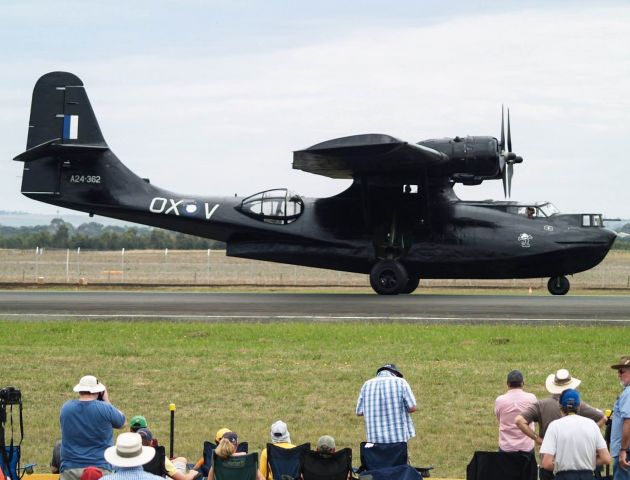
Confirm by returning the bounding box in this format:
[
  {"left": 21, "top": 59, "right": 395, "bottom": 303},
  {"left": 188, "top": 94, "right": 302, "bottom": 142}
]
[{"left": 0, "top": 291, "right": 629, "bottom": 323}]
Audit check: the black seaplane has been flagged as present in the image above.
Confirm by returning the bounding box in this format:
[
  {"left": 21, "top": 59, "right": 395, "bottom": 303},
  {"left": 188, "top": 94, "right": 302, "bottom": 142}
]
[{"left": 14, "top": 72, "right": 617, "bottom": 295}]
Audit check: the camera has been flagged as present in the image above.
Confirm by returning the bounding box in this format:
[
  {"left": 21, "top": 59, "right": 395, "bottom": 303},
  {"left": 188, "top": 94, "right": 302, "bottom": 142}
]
[{"left": 0, "top": 386, "right": 22, "bottom": 405}]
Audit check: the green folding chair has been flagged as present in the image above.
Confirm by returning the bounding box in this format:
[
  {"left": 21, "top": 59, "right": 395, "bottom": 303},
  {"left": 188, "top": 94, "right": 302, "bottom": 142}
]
[{"left": 213, "top": 452, "right": 259, "bottom": 480}]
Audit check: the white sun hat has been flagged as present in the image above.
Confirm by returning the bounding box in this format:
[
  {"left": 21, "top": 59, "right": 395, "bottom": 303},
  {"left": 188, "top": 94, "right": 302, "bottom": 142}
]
[
  {"left": 73, "top": 375, "right": 106, "bottom": 393},
  {"left": 104, "top": 433, "right": 155, "bottom": 467},
  {"left": 545, "top": 369, "right": 581, "bottom": 394}
]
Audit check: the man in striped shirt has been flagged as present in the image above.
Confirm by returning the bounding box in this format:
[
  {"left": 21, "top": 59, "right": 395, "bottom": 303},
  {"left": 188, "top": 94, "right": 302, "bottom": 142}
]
[{"left": 356, "top": 364, "right": 417, "bottom": 443}]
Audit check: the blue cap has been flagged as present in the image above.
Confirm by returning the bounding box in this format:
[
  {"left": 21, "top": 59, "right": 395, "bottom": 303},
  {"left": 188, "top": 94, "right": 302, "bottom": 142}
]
[{"left": 559, "top": 388, "right": 580, "bottom": 409}]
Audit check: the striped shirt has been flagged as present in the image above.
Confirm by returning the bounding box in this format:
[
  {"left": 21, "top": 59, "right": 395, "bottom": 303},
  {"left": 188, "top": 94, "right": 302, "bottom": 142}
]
[
  {"left": 356, "top": 371, "right": 417, "bottom": 443},
  {"left": 103, "top": 466, "right": 164, "bottom": 480}
]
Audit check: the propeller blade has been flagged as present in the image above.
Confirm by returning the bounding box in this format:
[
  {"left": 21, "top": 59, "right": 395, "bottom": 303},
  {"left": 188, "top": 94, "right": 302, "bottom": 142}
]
[
  {"left": 502, "top": 167, "right": 507, "bottom": 198},
  {"left": 500, "top": 105, "right": 505, "bottom": 151},
  {"left": 507, "top": 108, "right": 512, "bottom": 153},
  {"left": 507, "top": 162, "right": 514, "bottom": 197}
]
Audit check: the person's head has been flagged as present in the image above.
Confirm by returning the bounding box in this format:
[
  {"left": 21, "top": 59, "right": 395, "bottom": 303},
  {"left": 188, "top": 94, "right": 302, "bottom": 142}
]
[
  {"left": 136, "top": 428, "right": 153, "bottom": 447},
  {"left": 507, "top": 370, "right": 524, "bottom": 389},
  {"left": 80, "top": 467, "right": 103, "bottom": 480},
  {"left": 611, "top": 356, "right": 630, "bottom": 387},
  {"left": 104, "top": 433, "right": 155, "bottom": 468},
  {"left": 214, "top": 427, "right": 231, "bottom": 444},
  {"left": 545, "top": 369, "right": 581, "bottom": 395},
  {"left": 527, "top": 207, "right": 535, "bottom": 217},
  {"left": 376, "top": 363, "right": 403, "bottom": 378},
  {"left": 316, "top": 435, "right": 336, "bottom": 454},
  {"left": 271, "top": 420, "right": 291, "bottom": 444},
  {"left": 215, "top": 432, "right": 238, "bottom": 460},
  {"left": 73, "top": 375, "right": 106, "bottom": 399},
  {"left": 129, "top": 415, "right": 148, "bottom": 432},
  {"left": 559, "top": 389, "right": 580, "bottom": 414}
]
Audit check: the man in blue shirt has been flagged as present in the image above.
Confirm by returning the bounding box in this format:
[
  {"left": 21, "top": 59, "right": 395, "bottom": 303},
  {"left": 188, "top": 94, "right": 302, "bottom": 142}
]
[
  {"left": 60, "top": 375, "right": 126, "bottom": 480},
  {"left": 356, "top": 363, "right": 417, "bottom": 443},
  {"left": 611, "top": 356, "right": 630, "bottom": 480}
]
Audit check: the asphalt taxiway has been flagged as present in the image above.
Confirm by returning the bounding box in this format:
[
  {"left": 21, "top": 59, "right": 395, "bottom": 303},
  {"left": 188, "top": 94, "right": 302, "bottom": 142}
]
[{"left": 0, "top": 291, "right": 628, "bottom": 323}]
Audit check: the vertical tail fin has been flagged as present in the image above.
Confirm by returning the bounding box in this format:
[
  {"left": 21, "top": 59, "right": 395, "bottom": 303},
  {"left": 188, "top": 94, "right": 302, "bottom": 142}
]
[{"left": 26, "top": 71, "right": 107, "bottom": 149}]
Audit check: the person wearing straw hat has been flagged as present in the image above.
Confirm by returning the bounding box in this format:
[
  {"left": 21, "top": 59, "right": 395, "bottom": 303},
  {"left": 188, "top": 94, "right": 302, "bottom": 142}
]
[
  {"left": 610, "top": 356, "right": 630, "bottom": 480},
  {"left": 104, "top": 432, "right": 163, "bottom": 480},
  {"left": 60, "top": 375, "right": 126, "bottom": 480},
  {"left": 515, "top": 369, "right": 605, "bottom": 480}
]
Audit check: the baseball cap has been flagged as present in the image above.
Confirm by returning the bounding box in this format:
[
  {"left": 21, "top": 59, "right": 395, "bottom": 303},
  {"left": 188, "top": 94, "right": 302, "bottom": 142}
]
[
  {"left": 215, "top": 428, "right": 231, "bottom": 444},
  {"left": 136, "top": 428, "right": 153, "bottom": 444},
  {"left": 222, "top": 432, "right": 238, "bottom": 445},
  {"left": 376, "top": 363, "right": 403, "bottom": 378},
  {"left": 316, "top": 435, "right": 335, "bottom": 454},
  {"left": 271, "top": 420, "right": 291, "bottom": 443},
  {"left": 559, "top": 389, "right": 580, "bottom": 409},
  {"left": 129, "top": 415, "right": 148, "bottom": 429}
]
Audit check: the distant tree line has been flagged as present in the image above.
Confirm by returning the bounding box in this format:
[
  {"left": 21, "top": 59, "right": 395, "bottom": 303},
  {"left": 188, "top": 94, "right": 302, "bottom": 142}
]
[
  {"left": 0, "top": 218, "right": 628, "bottom": 250},
  {"left": 0, "top": 219, "right": 225, "bottom": 250}
]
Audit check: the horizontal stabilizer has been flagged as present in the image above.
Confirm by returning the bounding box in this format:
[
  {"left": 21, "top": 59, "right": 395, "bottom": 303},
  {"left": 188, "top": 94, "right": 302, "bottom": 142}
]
[
  {"left": 293, "top": 134, "right": 447, "bottom": 179},
  {"left": 14, "top": 138, "right": 109, "bottom": 163}
]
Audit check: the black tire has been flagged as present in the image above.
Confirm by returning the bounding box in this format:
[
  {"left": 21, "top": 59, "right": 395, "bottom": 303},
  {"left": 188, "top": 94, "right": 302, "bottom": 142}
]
[
  {"left": 400, "top": 277, "right": 420, "bottom": 294},
  {"left": 547, "top": 276, "right": 570, "bottom": 295},
  {"left": 369, "top": 260, "right": 409, "bottom": 295}
]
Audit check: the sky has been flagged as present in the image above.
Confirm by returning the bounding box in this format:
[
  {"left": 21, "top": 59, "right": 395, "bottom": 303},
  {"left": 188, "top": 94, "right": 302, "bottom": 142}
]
[{"left": 1, "top": 0, "right": 629, "bottom": 219}]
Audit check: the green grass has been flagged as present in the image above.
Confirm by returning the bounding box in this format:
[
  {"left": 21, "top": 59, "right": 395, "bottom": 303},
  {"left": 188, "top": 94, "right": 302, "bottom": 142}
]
[{"left": 0, "top": 320, "right": 626, "bottom": 478}]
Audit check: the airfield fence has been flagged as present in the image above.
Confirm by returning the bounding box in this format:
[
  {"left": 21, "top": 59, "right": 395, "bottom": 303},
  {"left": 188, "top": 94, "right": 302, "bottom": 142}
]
[{"left": 0, "top": 248, "right": 629, "bottom": 290}]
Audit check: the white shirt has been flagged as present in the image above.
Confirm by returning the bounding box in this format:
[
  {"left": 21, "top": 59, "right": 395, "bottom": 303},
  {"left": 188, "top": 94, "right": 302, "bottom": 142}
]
[{"left": 540, "top": 414, "right": 607, "bottom": 473}]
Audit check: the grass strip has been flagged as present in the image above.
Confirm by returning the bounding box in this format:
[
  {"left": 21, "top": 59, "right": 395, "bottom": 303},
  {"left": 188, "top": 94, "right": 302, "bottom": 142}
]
[{"left": 0, "top": 320, "right": 625, "bottom": 478}]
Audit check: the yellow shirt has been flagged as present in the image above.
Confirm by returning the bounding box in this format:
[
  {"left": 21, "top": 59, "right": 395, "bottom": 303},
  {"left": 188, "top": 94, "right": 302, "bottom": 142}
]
[{"left": 259, "top": 442, "right": 295, "bottom": 480}]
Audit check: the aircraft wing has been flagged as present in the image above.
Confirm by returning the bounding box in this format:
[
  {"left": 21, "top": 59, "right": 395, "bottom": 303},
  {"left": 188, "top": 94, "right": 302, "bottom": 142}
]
[{"left": 293, "top": 133, "right": 448, "bottom": 179}]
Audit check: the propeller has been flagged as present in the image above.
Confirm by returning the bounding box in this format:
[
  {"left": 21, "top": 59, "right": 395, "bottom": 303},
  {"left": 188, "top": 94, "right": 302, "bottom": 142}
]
[{"left": 499, "top": 106, "right": 523, "bottom": 197}]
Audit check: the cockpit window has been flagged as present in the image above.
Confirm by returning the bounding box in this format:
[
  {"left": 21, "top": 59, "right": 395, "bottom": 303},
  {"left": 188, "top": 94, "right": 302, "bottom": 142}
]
[
  {"left": 239, "top": 188, "right": 304, "bottom": 225},
  {"left": 538, "top": 202, "right": 560, "bottom": 217},
  {"left": 582, "top": 214, "right": 603, "bottom": 227}
]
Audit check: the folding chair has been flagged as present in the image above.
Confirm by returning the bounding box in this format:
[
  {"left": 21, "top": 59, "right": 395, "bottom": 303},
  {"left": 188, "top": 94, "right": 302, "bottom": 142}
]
[
  {"left": 466, "top": 451, "right": 537, "bottom": 480},
  {"left": 266, "top": 442, "right": 310, "bottom": 480},
  {"left": 213, "top": 452, "right": 259, "bottom": 480},
  {"left": 359, "top": 464, "right": 422, "bottom": 480},
  {"left": 200, "top": 440, "right": 249, "bottom": 477},
  {"left": 143, "top": 445, "right": 167, "bottom": 477},
  {"left": 300, "top": 448, "right": 352, "bottom": 480},
  {"left": 358, "top": 442, "right": 433, "bottom": 478}
]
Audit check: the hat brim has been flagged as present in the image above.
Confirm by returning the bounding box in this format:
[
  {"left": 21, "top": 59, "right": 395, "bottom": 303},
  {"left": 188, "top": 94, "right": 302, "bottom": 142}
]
[
  {"left": 377, "top": 367, "right": 403, "bottom": 378},
  {"left": 104, "top": 445, "right": 155, "bottom": 467},
  {"left": 73, "top": 383, "right": 106, "bottom": 393},
  {"left": 545, "top": 374, "right": 581, "bottom": 394}
]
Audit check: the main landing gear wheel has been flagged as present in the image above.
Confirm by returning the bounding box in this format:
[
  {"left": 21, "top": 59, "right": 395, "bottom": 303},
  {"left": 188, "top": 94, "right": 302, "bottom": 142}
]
[
  {"left": 369, "top": 260, "right": 409, "bottom": 295},
  {"left": 547, "top": 276, "right": 570, "bottom": 295},
  {"left": 400, "top": 277, "right": 420, "bottom": 294}
]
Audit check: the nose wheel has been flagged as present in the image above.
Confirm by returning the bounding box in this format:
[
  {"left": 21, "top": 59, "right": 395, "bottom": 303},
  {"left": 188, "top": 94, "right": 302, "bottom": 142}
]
[
  {"left": 369, "top": 260, "right": 409, "bottom": 295},
  {"left": 547, "top": 276, "right": 570, "bottom": 295}
]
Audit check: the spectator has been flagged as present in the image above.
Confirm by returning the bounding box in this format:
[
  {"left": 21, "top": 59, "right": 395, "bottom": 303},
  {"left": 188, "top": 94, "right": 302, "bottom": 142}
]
[
  {"left": 129, "top": 416, "right": 148, "bottom": 433},
  {"left": 50, "top": 440, "right": 61, "bottom": 474},
  {"left": 103, "top": 432, "right": 163, "bottom": 480},
  {"left": 515, "top": 369, "right": 605, "bottom": 480},
  {"left": 356, "top": 363, "right": 417, "bottom": 443},
  {"left": 137, "top": 428, "right": 198, "bottom": 480},
  {"left": 259, "top": 421, "right": 295, "bottom": 480},
  {"left": 540, "top": 389, "right": 611, "bottom": 479},
  {"left": 495, "top": 370, "right": 537, "bottom": 452},
  {"left": 208, "top": 432, "right": 264, "bottom": 480},
  {"left": 59, "top": 375, "right": 125, "bottom": 480},
  {"left": 191, "top": 427, "right": 232, "bottom": 474},
  {"left": 609, "top": 356, "right": 630, "bottom": 480},
  {"left": 79, "top": 467, "right": 103, "bottom": 480},
  {"left": 316, "top": 435, "right": 336, "bottom": 454}
]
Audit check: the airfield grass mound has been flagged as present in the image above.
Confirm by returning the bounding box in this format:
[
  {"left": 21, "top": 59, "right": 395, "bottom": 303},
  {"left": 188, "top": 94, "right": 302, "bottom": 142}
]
[{"left": 0, "top": 320, "right": 626, "bottom": 478}]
